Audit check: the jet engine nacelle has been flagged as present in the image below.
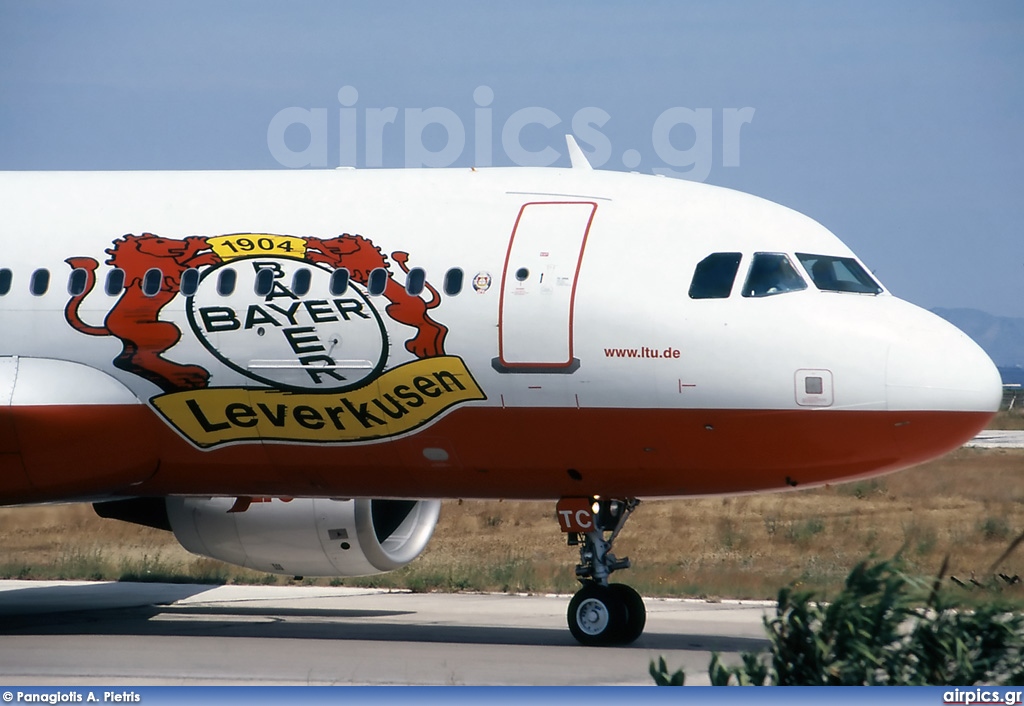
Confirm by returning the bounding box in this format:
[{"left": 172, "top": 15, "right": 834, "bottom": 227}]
[{"left": 166, "top": 497, "right": 440, "bottom": 576}]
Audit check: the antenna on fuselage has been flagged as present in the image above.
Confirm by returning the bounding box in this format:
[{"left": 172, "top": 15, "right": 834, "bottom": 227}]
[{"left": 565, "top": 135, "right": 593, "bottom": 171}]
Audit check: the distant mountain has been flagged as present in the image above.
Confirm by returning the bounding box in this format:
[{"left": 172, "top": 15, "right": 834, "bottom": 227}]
[
  {"left": 931, "top": 308, "right": 1024, "bottom": 373},
  {"left": 999, "top": 366, "right": 1024, "bottom": 386}
]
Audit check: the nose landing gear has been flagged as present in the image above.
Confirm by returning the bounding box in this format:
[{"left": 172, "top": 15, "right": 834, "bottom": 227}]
[{"left": 557, "top": 497, "right": 645, "bottom": 646}]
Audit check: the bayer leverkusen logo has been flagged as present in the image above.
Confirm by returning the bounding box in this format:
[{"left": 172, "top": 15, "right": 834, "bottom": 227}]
[
  {"left": 187, "top": 254, "right": 388, "bottom": 393},
  {"left": 64, "top": 232, "right": 485, "bottom": 447}
]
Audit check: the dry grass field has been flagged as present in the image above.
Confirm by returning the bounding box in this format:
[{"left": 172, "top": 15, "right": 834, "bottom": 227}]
[{"left": 1, "top": 442, "right": 1022, "bottom": 603}]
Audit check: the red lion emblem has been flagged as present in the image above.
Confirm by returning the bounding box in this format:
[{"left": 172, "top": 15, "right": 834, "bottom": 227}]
[
  {"left": 306, "top": 234, "right": 448, "bottom": 358},
  {"left": 65, "top": 231, "right": 449, "bottom": 393},
  {"left": 65, "top": 233, "right": 220, "bottom": 392}
]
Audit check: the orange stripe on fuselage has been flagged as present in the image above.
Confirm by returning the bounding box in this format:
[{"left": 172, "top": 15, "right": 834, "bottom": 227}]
[{"left": 0, "top": 404, "right": 993, "bottom": 505}]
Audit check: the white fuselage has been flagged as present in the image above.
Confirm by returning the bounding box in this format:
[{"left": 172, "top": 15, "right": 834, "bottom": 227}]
[{"left": 0, "top": 167, "right": 1002, "bottom": 503}]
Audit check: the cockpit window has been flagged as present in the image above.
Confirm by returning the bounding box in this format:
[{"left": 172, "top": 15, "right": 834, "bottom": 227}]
[
  {"left": 742, "top": 253, "right": 807, "bottom": 298},
  {"left": 689, "top": 252, "right": 741, "bottom": 299},
  {"left": 797, "top": 253, "right": 883, "bottom": 294}
]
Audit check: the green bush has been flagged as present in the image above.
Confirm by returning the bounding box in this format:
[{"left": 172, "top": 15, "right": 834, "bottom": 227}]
[{"left": 652, "top": 557, "right": 1024, "bottom": 686}]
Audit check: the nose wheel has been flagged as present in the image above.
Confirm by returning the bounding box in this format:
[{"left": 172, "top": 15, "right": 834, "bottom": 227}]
[
  {"left": 558, "top": 497, "right": 645, "bottom": 645},
  {"left": 567, "top": 582, "right": 646, "bottom": 646}
]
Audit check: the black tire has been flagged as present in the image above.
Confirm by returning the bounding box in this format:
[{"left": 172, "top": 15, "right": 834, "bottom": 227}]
[
  {"left": 567, "top": 583, "right": 627, "bottom": 646},
  {"left": 609, "top": 583, "right": 646, "bottom": 644}
]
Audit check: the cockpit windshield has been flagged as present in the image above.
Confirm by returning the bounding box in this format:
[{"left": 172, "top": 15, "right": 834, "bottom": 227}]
[
  {"left": 796, "top": 253, "right": 883, "bottom": 294},
  {"left": 741, "top": 253, "right": 807, "bottom": 298},
  {"left": 689, "top": 252, "right": 742, "bottom": 299}
]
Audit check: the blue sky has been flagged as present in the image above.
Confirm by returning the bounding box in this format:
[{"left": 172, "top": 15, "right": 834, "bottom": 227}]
[{"left": 1, "top": 1, "right": 1021, "bottom": 316}]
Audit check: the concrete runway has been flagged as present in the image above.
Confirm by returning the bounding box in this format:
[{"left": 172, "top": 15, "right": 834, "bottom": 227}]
[
  {"left": 0, "top": 581, "right": 770, "bottom": 686},
  {"left": 964, "top": 429, "right": 1024, "bottom": 449}
]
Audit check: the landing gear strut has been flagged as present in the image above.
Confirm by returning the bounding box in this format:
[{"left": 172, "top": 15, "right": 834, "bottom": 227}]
[{"left": 557, "top": 497, "right": 645, "bottom": 646}]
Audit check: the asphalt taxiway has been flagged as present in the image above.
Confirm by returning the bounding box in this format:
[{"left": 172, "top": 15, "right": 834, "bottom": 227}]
[{"left": 0, "top": 581, "right": 769, "bottom": 686}]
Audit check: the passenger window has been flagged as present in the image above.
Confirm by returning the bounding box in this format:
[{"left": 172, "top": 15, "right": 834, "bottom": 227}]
[
  {"left": 368, "top": 268, "right": 388, "bottom": 296},
  {"left": 30, "top": 269, "right": 49, "bottom": 296},
  {"left": 68, "top": 268, "right": 89, "bottom": 296},
  {"left": 292, "top": 268, "right": 312, "bottom": 296},
  {"left": 742, "top": 253, "right": 807, "bottom": 298},
  {"left": 254, "top": 267, "right": 274, "bottom": 296},
  {"left": 0, "top": 269, "right": 11, "bottom": 296},
  {"left": 217, "top": 268, "right": 237, "bottom": 296},
  {"left": 142, "top": 268, "right": 163, "bottom": 297},
  {"left": 797, "top": 253, "right": 883, "bottom": 294},
  {"left": 180, "top": 268, "right": 199, "bottom": 296},
  {"left": 689, "top": 252, "right": 742, "bottom": 299},
  {"left": 330, "top": 268, "right": 350, "bottom": 296},
  {"left": 444, "top": 268, "right": 463, "bottom": 296},
  {"left": 105, "top": 269, "right": 125, "bottom": 296},
  {"left": 406, "top": 267, "right": 426, "bottom": 296}
]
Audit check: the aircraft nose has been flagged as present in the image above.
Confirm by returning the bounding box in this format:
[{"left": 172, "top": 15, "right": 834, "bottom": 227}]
[{"left": 885, "top": 307, "right": 1003, "bottom": 415}]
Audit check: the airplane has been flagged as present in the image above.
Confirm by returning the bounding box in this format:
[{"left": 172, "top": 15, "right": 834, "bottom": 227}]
[{"left": 0, "top": 137, "right": 1002, "bottom": 646}]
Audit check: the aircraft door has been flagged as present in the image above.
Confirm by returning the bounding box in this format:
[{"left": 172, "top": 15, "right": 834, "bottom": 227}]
[{"left": 495, "top": 201, "right": 596, "bottom": 373}]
